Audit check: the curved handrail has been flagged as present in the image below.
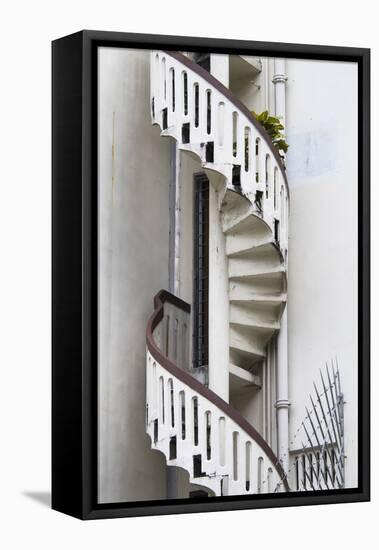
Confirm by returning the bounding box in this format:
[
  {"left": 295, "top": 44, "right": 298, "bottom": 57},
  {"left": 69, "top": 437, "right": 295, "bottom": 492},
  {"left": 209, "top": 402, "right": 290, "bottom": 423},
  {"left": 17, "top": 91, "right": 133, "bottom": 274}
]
[
  {"left": 164, "top": 50, "right": 289, "bottom": 199},
  {"left": 146, "top": 289, "right": 290, "bottom": 491}
]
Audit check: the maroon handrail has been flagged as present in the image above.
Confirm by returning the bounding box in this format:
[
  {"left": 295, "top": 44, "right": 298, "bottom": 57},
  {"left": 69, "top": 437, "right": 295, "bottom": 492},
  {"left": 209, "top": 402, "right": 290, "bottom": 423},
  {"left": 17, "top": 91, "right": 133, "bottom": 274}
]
[
  {"left": 163, "top": 50, "right": 289, "bottom": 199},
  {"left": 146, "top": 289, "right": 290, "bottom": 492}
]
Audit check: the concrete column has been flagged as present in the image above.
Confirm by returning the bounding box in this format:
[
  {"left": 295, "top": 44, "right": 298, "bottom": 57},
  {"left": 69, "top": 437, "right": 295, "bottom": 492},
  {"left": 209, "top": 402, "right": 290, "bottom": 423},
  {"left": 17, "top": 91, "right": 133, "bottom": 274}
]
[
  {"left": 207, "top": 173, "right": 229, "bottom": 402},
  {"left": 210, "top": 54, "right": 229, "bottom": 87}
]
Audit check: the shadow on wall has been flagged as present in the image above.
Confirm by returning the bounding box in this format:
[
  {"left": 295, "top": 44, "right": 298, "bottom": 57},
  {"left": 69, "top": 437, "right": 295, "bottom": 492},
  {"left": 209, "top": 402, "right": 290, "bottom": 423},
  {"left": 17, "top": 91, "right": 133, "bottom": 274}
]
[{"left": 22, "top": 491, "right": 51, "bottom": 508}]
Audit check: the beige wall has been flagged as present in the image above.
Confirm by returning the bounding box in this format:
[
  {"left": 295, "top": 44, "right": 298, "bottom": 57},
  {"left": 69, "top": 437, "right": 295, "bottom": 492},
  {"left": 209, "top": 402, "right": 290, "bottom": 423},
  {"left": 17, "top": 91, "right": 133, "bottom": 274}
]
[{"left": 98, "top": 47, "right": 171, "bottom": 503}]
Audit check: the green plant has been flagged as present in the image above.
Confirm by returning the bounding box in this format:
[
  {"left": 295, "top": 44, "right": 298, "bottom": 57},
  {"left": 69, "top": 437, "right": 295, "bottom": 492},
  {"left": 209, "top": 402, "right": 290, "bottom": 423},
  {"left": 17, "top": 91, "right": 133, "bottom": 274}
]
[{"left": 251, "top": 110, "right": 289, "bottom": 155}]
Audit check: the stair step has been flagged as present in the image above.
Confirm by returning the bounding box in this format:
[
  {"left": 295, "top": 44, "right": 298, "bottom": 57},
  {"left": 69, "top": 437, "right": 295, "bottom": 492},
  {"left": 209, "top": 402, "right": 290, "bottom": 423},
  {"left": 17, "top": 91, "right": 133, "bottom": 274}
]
[
  {"left": 220, "top": 188, "right": 249, "bottom": 214},
  {"left": 230, "top": 294, "right": 287, "bottom": 307},
  {"left": 229, "top": 345, "right": 265, "bottom": 364},
  {"left": 229, "top": 242, "right": 284, "bottom": 276},
  {"left": 229, "top": 276, "right": 286, "bottom": 300},
  {"left": 225, "top": 232, "right": 274, "bottom": 257},
  {"left": 230, "top": 320, "right": 276, "bottom": 331},
  {"left": 229, "top": 266, "right": 286, "bottom": 280},
  {"left": 230, "top": 325, "right": 267, "bottom": 358},
  {"left": 229, "top": 363, "right": 262, "bottom": 392},
  {"left": 230, "top": 322, "right": 276, "bottom": 346},
  {"left": 222, "top": 204, "right": 257, "bottom": 234},
  {"left": 230, "top": 301, "right": 281, "bottom": 327}
]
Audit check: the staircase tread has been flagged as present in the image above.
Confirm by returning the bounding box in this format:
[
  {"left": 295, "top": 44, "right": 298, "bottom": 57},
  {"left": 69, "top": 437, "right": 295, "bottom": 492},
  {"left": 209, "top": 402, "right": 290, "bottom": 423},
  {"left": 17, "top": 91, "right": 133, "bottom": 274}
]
[
  {"left": 229, "top": 267, "right": 286, "bottom": 280},
  {"left": 222, "top": 208, "right": 258, "bottom": 233},
  {"left": 230, "top": 319, "right": 280, "bottom": 331},
  {"left": 226, "top": 240, "right": 281, "bottom": 257},
  {"left": 230, "top": 344, "right": 266, "bottom": 359},
  {"left": 230, "top": 293, "right": 287, "bottom": 303},
  {"left": 229, "top": 363, "right": 262, "bottom": 387}
]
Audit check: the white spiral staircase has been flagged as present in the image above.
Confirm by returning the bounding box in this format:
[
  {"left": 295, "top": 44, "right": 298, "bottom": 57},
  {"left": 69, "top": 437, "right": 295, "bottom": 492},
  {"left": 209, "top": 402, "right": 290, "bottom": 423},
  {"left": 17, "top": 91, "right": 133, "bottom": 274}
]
[{"left": 146, "top": 50, "right": 290, "bottom": 496}]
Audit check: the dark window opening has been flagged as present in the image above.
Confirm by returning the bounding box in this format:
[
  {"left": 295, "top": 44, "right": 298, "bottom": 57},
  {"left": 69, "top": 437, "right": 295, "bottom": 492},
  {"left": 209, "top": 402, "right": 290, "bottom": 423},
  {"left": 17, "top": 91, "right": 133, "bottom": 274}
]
[
  {"left": 180, "top": 391, "right": 186, "bottom": 440},
  {"left": 274, "top": 218, "right": 280, "bottom": 243},
  {"left": 182, "top": 122, "right": 190, "bottom": 144},
  {"left": 206, "top": 90, "right": 211, "bottom": 134},
  {"left": 183, "top": 72, "right": 188, "bottom": 114},
  {"left": 151, "top": 97, "right": 155, "bottom": 118},
  {"left": 193, "top": 454, "right": 205, "bottom": 477},
  {"left": 194, "top": 84, "right": 199, "bottom": 127},
  {"left": 193, "top": 174, "right": 209, "bottom": 371},
  {"left": 205, "top": 142, "right": 214, "bottom": 163},
  {"left": 232, "top": 165, "right": 241, "bottom": 188},
  {"left": 255, "top": 190, "right": 263, "bottom": 214},
  {"left": 206, "top": 412, "right": 211, "bottom": 460},
  {"left": 193, "top": 397, "right": 199, "bottom": 445},
  {"left": 162, "top": 108, "right": 168, "bottom": 130},
  {"left": 193, "top": 52, "right": 211, "bottom": 72},
  {"left": 169, "top": 436, "right": 177, "bottom": 460},
  {"left": 153, "top": 419, "right": 158, "bottom": 443},
  {"left": 171, "top": 69, "right": 175, "bottom": 111}
]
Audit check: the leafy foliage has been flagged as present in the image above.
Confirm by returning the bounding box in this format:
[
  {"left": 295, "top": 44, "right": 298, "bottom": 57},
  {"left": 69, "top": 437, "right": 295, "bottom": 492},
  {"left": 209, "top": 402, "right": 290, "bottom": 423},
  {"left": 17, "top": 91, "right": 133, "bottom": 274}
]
[{"left": 251, "top": 110, "right": 289, "bottom": 155}]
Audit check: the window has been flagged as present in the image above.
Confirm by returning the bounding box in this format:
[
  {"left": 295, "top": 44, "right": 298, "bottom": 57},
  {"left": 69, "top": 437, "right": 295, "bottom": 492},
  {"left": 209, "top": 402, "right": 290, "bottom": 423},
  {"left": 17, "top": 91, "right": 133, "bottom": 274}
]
[{"left": 193, "top": 174, "right": 209, "bottom": 370}]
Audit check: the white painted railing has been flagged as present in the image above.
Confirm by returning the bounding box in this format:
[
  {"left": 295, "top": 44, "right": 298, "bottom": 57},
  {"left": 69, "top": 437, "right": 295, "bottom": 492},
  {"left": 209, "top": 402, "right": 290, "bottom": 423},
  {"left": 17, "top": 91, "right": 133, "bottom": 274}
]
[
  {"left": 146, "top": 291, "right": 289, "bottom": 496},
  {"left": 150, "top": 50, "right": 289, "bottom": 260}
]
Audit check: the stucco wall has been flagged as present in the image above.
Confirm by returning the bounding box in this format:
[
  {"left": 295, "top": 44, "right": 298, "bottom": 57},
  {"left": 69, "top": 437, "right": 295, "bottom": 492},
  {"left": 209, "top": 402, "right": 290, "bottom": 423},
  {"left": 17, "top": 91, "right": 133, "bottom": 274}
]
[
  {"left": 98, "top": 47, "right": 171, "bottom": 503},
  {"left": 285, "top": 59, "right": 358, "bottom": 487}
]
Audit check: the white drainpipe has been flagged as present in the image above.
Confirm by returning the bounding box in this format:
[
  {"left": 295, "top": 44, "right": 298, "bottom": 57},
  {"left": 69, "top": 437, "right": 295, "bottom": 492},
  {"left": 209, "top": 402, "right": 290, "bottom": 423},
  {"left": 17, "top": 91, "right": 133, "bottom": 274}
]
[
  {"left": 273, "top": 59, "right": 290, "bottom": 474},
  {"left": 273, "top": 59, "right": 287, "bottom": 126},
  {"left": 276, "top": 306, "right": 289, "bottom": 474}
]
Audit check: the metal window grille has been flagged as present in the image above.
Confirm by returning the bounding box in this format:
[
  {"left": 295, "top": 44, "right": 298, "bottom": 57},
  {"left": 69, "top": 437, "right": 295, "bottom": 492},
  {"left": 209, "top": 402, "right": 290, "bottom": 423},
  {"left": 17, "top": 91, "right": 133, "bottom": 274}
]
[{"left": 193, "top": 174, "right": 209, "bottom": 370}]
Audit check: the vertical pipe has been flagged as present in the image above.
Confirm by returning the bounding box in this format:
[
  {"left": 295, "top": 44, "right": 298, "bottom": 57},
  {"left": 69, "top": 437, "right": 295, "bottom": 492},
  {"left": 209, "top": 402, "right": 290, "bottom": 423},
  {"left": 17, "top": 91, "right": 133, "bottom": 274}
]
[
  {"left": 276, "top": 305, "right": 289, "bottom": 474},
  {"left": 273, "top": 58, "right": 289, "bottom": 476},
  {"left": 272, "top": 59, "right": 287, "bottom": 126},
  {"left": 264, "top": 58, "right": 269, "bottom": 112}
]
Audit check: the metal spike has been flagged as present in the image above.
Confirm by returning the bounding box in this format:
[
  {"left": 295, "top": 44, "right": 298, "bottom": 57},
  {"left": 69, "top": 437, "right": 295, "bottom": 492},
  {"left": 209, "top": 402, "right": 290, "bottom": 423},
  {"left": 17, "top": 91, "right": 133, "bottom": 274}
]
[
  {"left": 310, "top": 394, "right": 325, "bottom": 440},
  {"left": 300, "top": 443, "right": 316, "bottom": 491},
  {"left": 331, "top": 359, "right": 342, "bottom": 426},
  {"left": 303, "top": 412, "right": 332, "bottom": 488},
  {"left": 301, "top": 427, "right": 326, "bottom": 489},
  {"left": 327, "top": 361, "right": 343, "bottom": 446},
  {"left": 321, "top": 366, "right": 341, "bottom": 449},
  {"left": 312, "top": 384, "right": 343, "bottom": 487}
]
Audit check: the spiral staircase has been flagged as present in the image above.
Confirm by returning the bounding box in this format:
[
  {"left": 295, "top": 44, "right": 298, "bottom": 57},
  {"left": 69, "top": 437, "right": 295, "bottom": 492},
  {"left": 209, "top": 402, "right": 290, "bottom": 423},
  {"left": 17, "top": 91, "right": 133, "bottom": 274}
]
[{"left": 146, "top": 50, "right": 290, "bottom": 496}]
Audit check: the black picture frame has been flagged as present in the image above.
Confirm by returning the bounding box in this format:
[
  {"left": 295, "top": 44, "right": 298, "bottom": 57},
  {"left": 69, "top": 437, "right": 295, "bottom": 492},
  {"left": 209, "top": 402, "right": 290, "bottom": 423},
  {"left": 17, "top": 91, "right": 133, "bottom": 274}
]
[{"left": 52, "top": 30, "right": 370, "bottom": 520}]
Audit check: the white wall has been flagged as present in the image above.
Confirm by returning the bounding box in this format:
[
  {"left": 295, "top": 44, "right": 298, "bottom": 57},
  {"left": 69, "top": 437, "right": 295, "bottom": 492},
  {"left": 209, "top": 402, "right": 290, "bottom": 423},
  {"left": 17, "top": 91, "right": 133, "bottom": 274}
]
[
  {"left": 98, "top": 47, "right": 171, "bottom": 502},
  {"left": 3, "top": 2, "right": 377, "bottom": 548},
  {"left": 285, "top": 59, "right": 358, "bottom": 487}
]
